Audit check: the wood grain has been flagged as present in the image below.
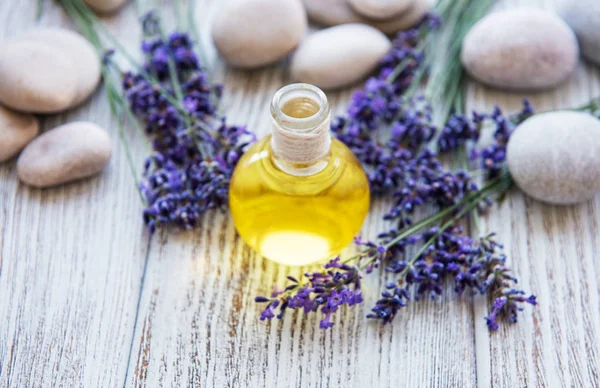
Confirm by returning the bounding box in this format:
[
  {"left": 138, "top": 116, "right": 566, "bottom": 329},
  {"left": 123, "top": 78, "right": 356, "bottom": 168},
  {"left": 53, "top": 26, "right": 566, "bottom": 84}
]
[
  {"left": 0, "top": 0, "right": 599, "bottom": 387},
  {"left": 467, "top": 1, "right": 600, "bottom": 387},
  {"left": 0, "top": 2, "right": 148, "bottom": 387}
]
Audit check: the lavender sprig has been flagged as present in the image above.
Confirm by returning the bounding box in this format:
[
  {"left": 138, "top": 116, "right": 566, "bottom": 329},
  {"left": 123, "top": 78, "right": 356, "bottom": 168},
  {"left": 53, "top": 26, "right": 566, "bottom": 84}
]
[
  {"left": 61, "top": 1, "right": 255, "bottom": 235},
  {"left": 256, "top": 172, "right": 533, "bottom": 330},
  {"left": 120, "top": 16, "right": 254, "bottom": 233},
  {"left": 331, "top": 17, "right": 439, "bottom": 194},
  {"left": 257, "top": 258, "right": 364, "bottom": 329}
]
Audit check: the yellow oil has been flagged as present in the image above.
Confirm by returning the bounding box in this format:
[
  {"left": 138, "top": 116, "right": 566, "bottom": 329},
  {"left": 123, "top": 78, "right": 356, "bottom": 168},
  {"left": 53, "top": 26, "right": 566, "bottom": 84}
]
[
  {"left": 281, "top": 96, "right": 320, "bottom": 118},
  {"left": 229, "top": 135, "right": 370, "bottom": 266}
]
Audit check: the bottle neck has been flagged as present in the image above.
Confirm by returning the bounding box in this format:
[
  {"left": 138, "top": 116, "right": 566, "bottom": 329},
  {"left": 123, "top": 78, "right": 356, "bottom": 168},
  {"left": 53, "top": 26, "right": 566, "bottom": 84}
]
[{"left": 270, "top": 84, "right": 332, "bottom": 176}]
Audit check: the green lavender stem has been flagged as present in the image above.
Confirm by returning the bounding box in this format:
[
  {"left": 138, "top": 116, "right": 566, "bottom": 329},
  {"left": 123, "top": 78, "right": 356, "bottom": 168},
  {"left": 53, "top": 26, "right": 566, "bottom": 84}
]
[
  {"left": 343, "top": 171, "right": 512, "bottom": 269},
  {"left": 61, "top": 0, "right": 151, "bottom": 203},
  {"left": 64, "top": 0, "right": 197, "bottom": 120},
  {"left": 271, "top": 172, "right": 512, "bottom": 303}
]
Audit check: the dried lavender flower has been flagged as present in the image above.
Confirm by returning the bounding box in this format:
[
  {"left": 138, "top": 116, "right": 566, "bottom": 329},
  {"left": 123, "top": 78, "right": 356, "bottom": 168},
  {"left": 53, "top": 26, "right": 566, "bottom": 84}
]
[
  {"left": 120, "top": 21, "right": 254, "bottom": 234},
  {"left": 258, "top": 12, "right": 536, "bottom": 332},
  {"left": 256, "top": 257, "right": 363, "bottom": 329}
]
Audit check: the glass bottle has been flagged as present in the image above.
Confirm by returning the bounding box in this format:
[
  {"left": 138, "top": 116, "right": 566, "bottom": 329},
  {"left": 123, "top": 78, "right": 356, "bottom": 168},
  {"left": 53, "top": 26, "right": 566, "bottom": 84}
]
[{"left": 229, "top": 83, "right": 370, "bottom": 266}]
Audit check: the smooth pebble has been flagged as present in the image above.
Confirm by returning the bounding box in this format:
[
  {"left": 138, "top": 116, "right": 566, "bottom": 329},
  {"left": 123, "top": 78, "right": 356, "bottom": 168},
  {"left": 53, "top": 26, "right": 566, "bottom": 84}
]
[
  {"left": 17, "top": 122, "right": 112, "bottom": 188},
  {"left": 84, "top": 0, "right": 127, "bottom": 13},
  {"left": 212, "top": 0, "right": 307, "bottom": 68},
  {"left": 0, "top": 105, "right": 39, "bottom": 162},
  {"left": 290, "top": 24, "right": 391, "bottom": 90},
  {"left": 560, "top": 0, "right": 600, "bottom": 66},
  {"left": 461, "top": 8, "right": 579, "bottom": 91},
  {"left": 302, "top": 0, "right": 430, "bottom": 34},
  {"left": 0, "top": 40, "right": 79, "bottom": 113},
  {"left": 348, "top": 0, "right": 414, "bottom": 21},
  {"left": 370, "top": 0, "right": 431, "bottom": 33},
  {"left": 507, "top": 111, "right": 600, "bottom": 205},
  {"left": 21, "top": 28, "right": 101, "bottom": 106}
]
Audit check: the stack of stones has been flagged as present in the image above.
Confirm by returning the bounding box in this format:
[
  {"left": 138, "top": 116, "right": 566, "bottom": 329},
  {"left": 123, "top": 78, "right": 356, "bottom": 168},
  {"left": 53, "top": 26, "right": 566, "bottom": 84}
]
[
  {"left": 0, "top": 27, "right": 111, "bottom": 188},
  {"left": 211, "top": 0, "right": 432, "bottom": 89},
  {"left": 209, "top": 0, "right": 600, "bottom": 206},
  {"left": 459, "top": 4, "right": 600, "bottom": 91},
  {"left": 458, "top": 5, "right": 600, "bottom": 205},
  {"left": 0, "top": 0, "right": 127, "bottom": 188}
]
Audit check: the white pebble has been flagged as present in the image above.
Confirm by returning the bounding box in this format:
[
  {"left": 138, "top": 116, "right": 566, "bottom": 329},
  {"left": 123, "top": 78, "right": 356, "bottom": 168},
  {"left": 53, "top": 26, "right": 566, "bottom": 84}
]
[
  {"left": 560, "top": 0, "right": 600, "bottom": 66},
  {"left": 302, "top": 0, "right": 431, "bottom": 34},
  {"left": 370, "top": 0, "right": 431, "bottom": 33},
  {"left": 507, "top": 111, "right": 600, "bottom": 205},
  {"left": 303, "top": 0, "right": 364, "bottom": 26},
  {"left": 348, "top": 0, "right": 414, "bottom": 21},
  {"left": 290, "top": 24, "right": 391, "bottom": 90},
  {"left": 21, "top": 28, "right": 101, "bottom": 107},
  {"left": 0, "top": 40, "right": 79, "bottom": 113},
  {"left": 84, "top": 0, "right": 127, "bottom": 13},
  {"left": 0, "top": 105, "right": 39, "bottom": 162},
  {"left": 17, "top": 122, "right": 112, "bottom": 188},
  {"left": 461, "top": 8, "right": 579, "bottom": 91},
  {"left": 211, "top": 0, "right": 307, "bottom": 68}
]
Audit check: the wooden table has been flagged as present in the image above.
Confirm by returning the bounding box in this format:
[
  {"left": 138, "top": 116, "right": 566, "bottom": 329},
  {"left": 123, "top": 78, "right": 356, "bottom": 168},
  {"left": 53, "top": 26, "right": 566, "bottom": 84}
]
[{"left": 1, "top": 0, "right": 599, "bottom": 386}]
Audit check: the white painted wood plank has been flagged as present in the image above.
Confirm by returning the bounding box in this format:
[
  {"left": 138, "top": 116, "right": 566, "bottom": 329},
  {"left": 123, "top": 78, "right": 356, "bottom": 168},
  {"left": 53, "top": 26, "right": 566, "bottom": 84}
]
[
  {"left": 0, "top": 2, "right": 148, "bottom": 386},
  {"left": 126, "top": 2, "right": 478, "bottom": 386},
  {"left": 1, "top": 0, "right": 598, "bottom": 386},
  {"left": 467, "top": 2, "right": 600, "bottom": 387}
]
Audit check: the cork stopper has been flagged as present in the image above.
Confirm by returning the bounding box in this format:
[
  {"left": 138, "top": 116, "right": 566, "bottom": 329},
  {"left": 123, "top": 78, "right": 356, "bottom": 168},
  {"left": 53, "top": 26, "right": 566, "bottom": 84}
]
[{"left": 271, "top": 84, "right": 331, "bottom": 175}]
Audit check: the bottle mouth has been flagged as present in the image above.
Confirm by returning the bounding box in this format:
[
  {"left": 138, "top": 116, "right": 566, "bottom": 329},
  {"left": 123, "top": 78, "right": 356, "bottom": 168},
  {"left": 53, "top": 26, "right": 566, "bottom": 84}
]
[
  {"left": 271, "top": 83, "right": 330, "bottom": 132},
  {"left": 270, "top": 83, "right": 332, "bottom": 175}
]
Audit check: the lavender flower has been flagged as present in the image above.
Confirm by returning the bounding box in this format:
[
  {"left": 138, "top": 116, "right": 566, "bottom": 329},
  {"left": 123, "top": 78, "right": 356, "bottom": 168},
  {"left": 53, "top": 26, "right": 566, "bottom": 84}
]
[
  {"left": 250, "top": 15, "right": 536, "bottom": 332},
  {"left": 368, "top": 230, "right": 536, "bottom": 330},
  {"left": 368, "top": 284, "right": 410, "bottom": 323},
  {"left": 332, "top": 17, "right": 439, "bottom": 194},
  {"left": 119, "top": 21, "right": 254, "bottom": 234},
  {"left": 469, "top": 99, "right": 535, "bottom": 178},
  {"left": 256, "top": 258, "right": 363, "bottom": 329},
  {"left": 437, "top": 113, "right": 479, "bottom": 152}
]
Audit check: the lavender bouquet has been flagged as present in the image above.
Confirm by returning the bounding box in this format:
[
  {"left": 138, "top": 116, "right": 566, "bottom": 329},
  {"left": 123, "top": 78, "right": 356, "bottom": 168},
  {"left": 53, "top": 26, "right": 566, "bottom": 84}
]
[
  {"left": 256, "top": 3, "right": 540, "bottom": 331},
  {"left": 61, "top": 0, "right": 255, "bottom": 235},
  {"left": 60, "top": 0, "right": 548, "bottom": 333}
]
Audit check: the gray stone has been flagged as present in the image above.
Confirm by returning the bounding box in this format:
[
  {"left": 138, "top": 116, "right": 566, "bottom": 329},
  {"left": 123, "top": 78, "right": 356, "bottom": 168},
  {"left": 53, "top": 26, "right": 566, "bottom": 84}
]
[
  {"left": 461, "top": 8, "right": 579, "bottom": 91},
  {"left": 212, "top": 0, "right": 307, "bottom": 68},
  {"left": 0, "top": 105, "right": 39, "bottom": 162},
  {"left": 290, "top": 24, "right": 391, "bottom": 90},
  {"left": 84, "top": 0, "right": 127, "bottom": 13},
  {"left": 0, "top": 40, "right": 79, "bottom": 113},
  {"left": 348, "top": 0, "right": 414, "bottom": 21},
  {"left": 17, "top": 122, "right": 112, "bottom": 188},
  {"left": 560, "top": 0, "right": 600, "bottom": 66},
  {"left": 507, "top": 111, "right": 600, "bottom": 205},
  {"left": 21, "top": 28, "right": 101, "bottom": 107},
  {"left": 302, "top": 0, "right": 431, "bottom": 34}
]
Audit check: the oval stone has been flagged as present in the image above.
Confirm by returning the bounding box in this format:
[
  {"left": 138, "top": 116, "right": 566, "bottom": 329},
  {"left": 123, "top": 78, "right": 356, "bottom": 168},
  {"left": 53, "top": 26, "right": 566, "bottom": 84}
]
[
  {"left": 0, "top": 105, "right": 39, "bottom": 162},
  {"left": 212, "top": 0, "right": 307, "bottom": 68},
  {"left": 0, "top": 40, "right": 79, "bottom": 113},
  {"left": 303, "top": 0, "right": 363, "bottom": 26},
  {"left": 17, "top": 122, "right": 112, "bottom": 188},
  {"left": 302, "top": 0, "right": 430, "bottom": 34},
  {"left": 21, "top": 28, "right": 101, "bottom": 107},
  {"left": 370, "top": 0, "right": 431, "bottom": 33},
  {"left": 507, "top": 111, "right": 600, "bottom": 205},
  {"left": 348, "top": 0, "right": 414, "bottom": 21},
  {"left": 84, "top": 0, "right": 127, "bottom": 13},
  {"left": 461, "top": 8, "right": 579, "bottom": 91},
  {"left": 290, "top": 24, "right": 391, "bottom": 90},
  {"left": 560, "top": 0, "right": 600, "bottom": 66}
]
